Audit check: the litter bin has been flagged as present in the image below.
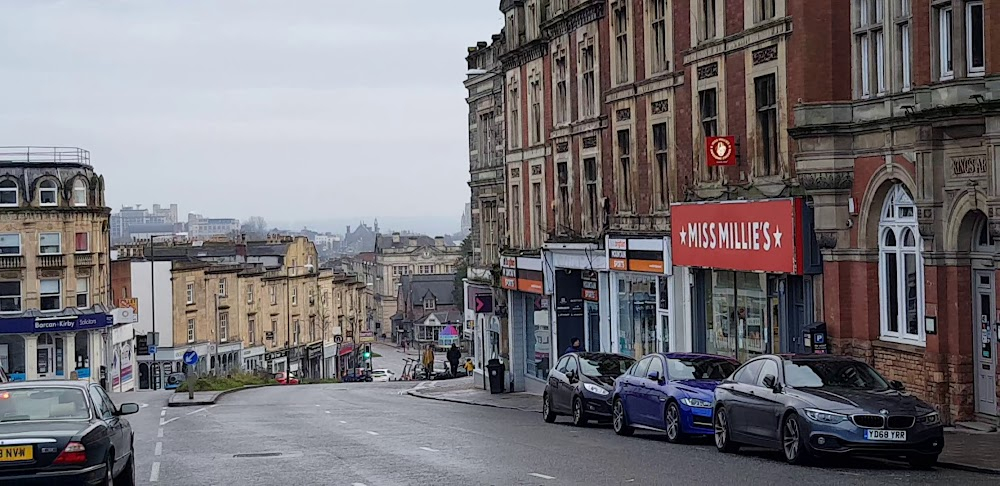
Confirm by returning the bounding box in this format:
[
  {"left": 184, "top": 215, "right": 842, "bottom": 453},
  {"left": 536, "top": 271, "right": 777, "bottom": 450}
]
[{"left": 486, "top": 359, "right": 505, "bottom": 394}]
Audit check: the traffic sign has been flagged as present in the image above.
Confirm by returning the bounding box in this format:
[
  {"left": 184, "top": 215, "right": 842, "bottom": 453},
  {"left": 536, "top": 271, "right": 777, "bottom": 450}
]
[
  {"left": 333, "top": 335, "right": 343, "bottom": 344},
  {"left": 148, "top": 345, "right": 157, "bottom": 356},
  {"left": 183, "top": 349, "right": 199, "bottom": 366}
]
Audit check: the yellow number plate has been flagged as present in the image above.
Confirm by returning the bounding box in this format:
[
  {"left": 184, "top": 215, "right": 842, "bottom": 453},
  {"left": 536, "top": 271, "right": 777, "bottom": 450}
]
[{"left": 0, "top": 446, "right": 32, "bottom": 461}]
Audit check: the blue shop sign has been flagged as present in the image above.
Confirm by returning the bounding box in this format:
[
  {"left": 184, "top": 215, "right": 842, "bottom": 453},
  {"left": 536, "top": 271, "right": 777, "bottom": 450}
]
[{"left": 0, "top": 313, "right": 113, "bottom": 334}]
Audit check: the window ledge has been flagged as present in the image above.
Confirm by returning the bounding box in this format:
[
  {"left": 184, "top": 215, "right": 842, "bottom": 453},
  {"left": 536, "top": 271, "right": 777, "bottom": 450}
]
[{"left": 875, "top": 336, "right": 926, "bottom": 352}]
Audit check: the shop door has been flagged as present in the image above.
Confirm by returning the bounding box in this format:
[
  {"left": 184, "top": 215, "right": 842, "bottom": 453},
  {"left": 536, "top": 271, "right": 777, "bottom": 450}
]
[
  {"left": 584, "top": 302, "right": 601, "bottom": 352},
  {"left": 36, "top": 334, "right": 56, "bottom": 378},
  {"left": 973, "top": 270, "right": 997, "bottom": 416}
]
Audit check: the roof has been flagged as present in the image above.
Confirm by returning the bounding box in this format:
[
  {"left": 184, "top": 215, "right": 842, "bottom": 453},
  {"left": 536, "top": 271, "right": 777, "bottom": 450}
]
[
  {"left": 399, "top": 274, "right": 457, "bottom": 308},
  {"left": 412, "top": 308, "right": 462, "bottom": 324},
  {"left": 376, "top": 234, "right": 436, "bottom": 251}
]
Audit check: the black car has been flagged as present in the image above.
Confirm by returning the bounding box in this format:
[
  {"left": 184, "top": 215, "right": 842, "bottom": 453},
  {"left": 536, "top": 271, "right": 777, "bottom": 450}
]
[
  {"left": 0, "top": 381, "right": 139, "bottom": 485},
  {"left": 713, "top": 355, "right": 944, "bottom": 468},
  {"left": 543, "top": 352, "right": 635, "bottom": 426}
]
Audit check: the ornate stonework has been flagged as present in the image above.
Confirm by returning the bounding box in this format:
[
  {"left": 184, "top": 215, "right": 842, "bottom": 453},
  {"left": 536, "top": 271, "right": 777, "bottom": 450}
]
[
  {"left": 651, "top": 100, "right": 669, "bottom": 115},
  {"left": 582, "top": 136, "right": 598, "bottom": 148},
  {"left": 798, "top": 172, "right": 854, "bottom": 191},
  {"left": 511, "top": 167, "right": 520, "bottom": 178},
  {"left": 816, "top": 231, "right": 839, "bottom": 250},
  {"left": 531, "top": 164, "right": 542, "bottom": 176},
  {"left": 556, "top": 141, "right": 569, "bottom": 153},
  {"left": 697, "top": 62, "right": 718, "bottom": 80},
  {"left": 752, "top": 45, "right": 779, "bottom": 65},
  {"left": 616, "top": 108, "right": 631, "bottom": 122}
]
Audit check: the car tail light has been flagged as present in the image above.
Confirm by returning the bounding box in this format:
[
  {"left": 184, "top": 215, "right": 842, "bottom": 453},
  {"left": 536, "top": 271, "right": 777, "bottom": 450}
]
[{"left": 52, "top": 442, "right": 87, "bottom": 465}]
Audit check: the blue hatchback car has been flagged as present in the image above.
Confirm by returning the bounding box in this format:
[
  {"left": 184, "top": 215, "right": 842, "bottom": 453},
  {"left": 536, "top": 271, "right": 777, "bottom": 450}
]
[{"left": 612, "top": 352, "right": 739, "bottom": 442}]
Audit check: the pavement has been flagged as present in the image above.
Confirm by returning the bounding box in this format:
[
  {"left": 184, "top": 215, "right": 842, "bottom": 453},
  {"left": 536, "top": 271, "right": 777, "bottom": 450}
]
[
  {"left": 407, "top": 376, "right": 543, "bottom": 412},
  {"left": 937, "top": 429, "right": 1000, "bottom": 475},
  {"left": 107, "top": 383, "right": 999, "bottom": 485}
]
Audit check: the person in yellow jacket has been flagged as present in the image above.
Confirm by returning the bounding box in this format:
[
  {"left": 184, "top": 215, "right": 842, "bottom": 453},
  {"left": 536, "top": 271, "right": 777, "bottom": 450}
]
[
  {"left": 464, "top": 358, "right": 475, "bottom": 376},
  {"left": 422, "top": 345, "right": 435, "bottom": 379}
]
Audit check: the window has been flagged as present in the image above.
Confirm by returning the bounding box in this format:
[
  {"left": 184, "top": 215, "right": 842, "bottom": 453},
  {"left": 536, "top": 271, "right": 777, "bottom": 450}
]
[
  {"left": 72, "top": 179, "right": 87, "bottom": 206},
  {"left": 249, "top": 316, "right": 256, "bottom": 344},
  {"left": 700, "top": 0, "right": 718, "bottom": 40},
  {"left": 966, "top": 1, "right": 984, "bottom": 75},
  {"left": 584, "top": 158, "right": 599, "bottom": 232},
  {"left": 291, "top": 286, "right": 298, "bottom": 305},
  {"left": 649, "top": 0, "right": 669, "bottom": 73},
  {"left": 270, "top": 284, "right": 277, "bottom": 305},
  {"left": 75, "top": 277, "right": 88, "bottom": 308},
  {"left": 554, "top": 52, "right": 568, "bottom": 125},
  {"left": 294, "top": 319, "right": 300, "bottom": 345},
  {"left": 310, "top": 316, "right": 316, "bottom": 341},
  {"left": 510, "top": 184, "right": 521, "bottom": 247},
  {"left": 220, "top": 312, "right": 229, "bottom": 342},
  {"left": 532, "top": 182, "right": 543, "bottom": 245},
  {"left": 424, "top": 298, "right": 436, "bottom": 310},
  {"left": 74, "top": 232, "right": 89, "bottom": 253},
  {"left": 40, "top": 279, "right": 61, "bottom": 311},
  {"left": 186, "top": 283, "right": 195, "bottom": 304},
  {"left": 509, "top": 80, "right": 521, "bottom": 149},
  {"left": 699, "top": 88, "right": 719, "bottom": 181},
  {"left": 0, "top": 281, "right": 21, "bottom": 312},
  {"left": 557, "top": 162, "right": 570, "bottom": 228},
  {"left": 580, "top": 40, "right": 597, "bottom": 118},
  {"left": 938, "top": 6, "right": 953, "bottom": 79},
  {"left": 38, "top": 180, "right": 58, "bottom": 206},
  {"left": 0, "top": 180, "right": 17, "bottom": 206},
  {"left": 652, "top": 122, "right": 670, "bottom": 210},
  {"left": 756, "top": 0, "right": 776, "bottom": 22},
  {"left": 187, "top": 318, "right": 195, "bottom": 343},
  {"left": 0, "top": 234, "right": 20, "bottom": 255},
  {"left": 529, "top": 75, "right": 542, "bottom": 144},
  {"left": 733, "top": 359, "right": 764, "bottom": 384},
  {"left": 617, "top": 129, "right": 632, "bottom": 212},
  {"left": 247, "top": 284, "right": 254, "bottom": 303},
  {"left": 756, "top": 359, "right": 779, "bottom": 386},
  {"left": 896, "top": 0, "right": 912, "bottom": 91},
  {"left": 613, "top": 1, "right": 630, "bottom": 84},
  {"left": 755, "top": 74, "right": 779, "bottom": 176},
  {"left": 271, "top": 318, "right": 278, "bottom": 337},
  {"left": 478, "top": 112, "right": 494, "bottom": 165},
  {"left": 39, "top": 233, "right": 61, "bottom": 254},
  {"left": 219, "top": 278, "right": 227, "bottom": 297},
  {"left": 879, "top": 184, "right": 924, "bottom": 345},
  {"left": 855, "top": 0, "right": 885, "bottom": 97}
]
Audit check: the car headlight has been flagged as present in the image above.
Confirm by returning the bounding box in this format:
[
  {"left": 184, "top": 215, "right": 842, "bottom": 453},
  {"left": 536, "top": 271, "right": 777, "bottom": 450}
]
[
  {"left": 583, "top": 383, "right": 610, "bottom": 396},
  {"left": 804, "top": 408, "right": 848, "bottom": 424},
  {"left": 917, "top": 412, "right": 940, "bottom": 426},
  {"left": 679, "top": 397, "right": 712, "bottom": 408}
]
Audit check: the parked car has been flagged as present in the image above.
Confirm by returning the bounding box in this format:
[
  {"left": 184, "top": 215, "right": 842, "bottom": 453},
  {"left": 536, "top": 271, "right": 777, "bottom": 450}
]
[
  {"left": 0, "top": 380, "right": 139, "bottom": 484},
  {"left": 611, "top": 353, "right": 738, "bottom": 441},
  {"left": 0, "top": 367, "right": 9, "bottom": 383},
  {"left": 164, "top": 372, "right": 186, "bottom": 390},
  {"left": 543, "top": 352, "right": 635, "bottom": 426},
  {"left": 274, "top": 372, "right": 299, "bottom": 385},
  {"left": 713, "top": 354, "right": 945, "bottom": 468},
  {"left": 371, "top": 369, "right": 394, "bottom": 382}
]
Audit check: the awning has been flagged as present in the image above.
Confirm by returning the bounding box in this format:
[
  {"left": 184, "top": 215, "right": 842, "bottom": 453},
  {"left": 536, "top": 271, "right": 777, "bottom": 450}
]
[{"left": 338, "top": 344, "right": 354, "bottom": 356}]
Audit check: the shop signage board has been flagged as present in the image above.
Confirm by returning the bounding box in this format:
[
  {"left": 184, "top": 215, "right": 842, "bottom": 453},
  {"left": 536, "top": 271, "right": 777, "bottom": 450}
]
[
  {"left": 606, "top": 237, "right": 672, "bottom": 275},
  {"left": 0, "top": 313, "right": 113, "bottom": 335},
  {"left": 582, "top": 270, "right": 599, "bottom": 302},
  {"left": 670, "top": 198, "right": 805, "bottom": 274},
  {"left": 706, "top": 136, "right": 737, "bottom": 167},
  {"left": 500, "top": 255, "right": 544, "bottom": 294},
  {"left": 359, "top": 331, "right": 376, "bottom": 343}
]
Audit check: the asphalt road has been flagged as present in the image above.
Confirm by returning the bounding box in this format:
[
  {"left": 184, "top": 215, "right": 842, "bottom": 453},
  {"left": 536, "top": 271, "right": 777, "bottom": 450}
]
[{"left": 111, "top": 384, "right": 996, "bottom": 485}]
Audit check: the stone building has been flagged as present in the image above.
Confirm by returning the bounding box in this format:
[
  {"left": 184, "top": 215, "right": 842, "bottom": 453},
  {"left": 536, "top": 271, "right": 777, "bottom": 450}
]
[{"left": 0, "top": 146, "right": 113, "bottom": 382}]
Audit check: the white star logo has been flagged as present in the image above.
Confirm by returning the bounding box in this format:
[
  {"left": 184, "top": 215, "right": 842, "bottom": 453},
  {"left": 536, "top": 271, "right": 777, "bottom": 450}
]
[
  {"left": 773, "top": 226, "right": 783, "bottom": 248},
  {"left": 679, "top": 230, "right": 687, "bottom": 246}
]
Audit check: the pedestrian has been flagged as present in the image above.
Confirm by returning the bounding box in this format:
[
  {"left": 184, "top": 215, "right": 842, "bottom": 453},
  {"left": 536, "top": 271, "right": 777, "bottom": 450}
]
[
  {"left": 464, "top": 358, "right": 474, "bottom": 376},
  {"left": 422, "top": 345, "right": 435, "bottom": 379},
  {"left": 564, "top": 337, "right": 585, "bottom": 354},
  {"left": 447, "top": 343, "right": 461, "bottom": 376}
]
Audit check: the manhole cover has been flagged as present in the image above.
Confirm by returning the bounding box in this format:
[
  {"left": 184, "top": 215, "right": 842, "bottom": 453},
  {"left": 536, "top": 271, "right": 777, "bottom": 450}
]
[{"left": 233, "top": 452, "right": 282, "bottom": 458}]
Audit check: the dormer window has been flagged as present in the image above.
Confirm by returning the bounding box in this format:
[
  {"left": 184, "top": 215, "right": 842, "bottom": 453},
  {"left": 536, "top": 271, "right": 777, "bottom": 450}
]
[
  {"left": 39, "top": 180, "right": 58, "bottom": 206},
  {"left": 72, "top": 179, "right": 87, "bottom": 206},
  {"left": 424, "top": 298, "right": 436, "bottom": 310},
  {"left": 0, "top": 180, "right": 17, "bottom": 206}
]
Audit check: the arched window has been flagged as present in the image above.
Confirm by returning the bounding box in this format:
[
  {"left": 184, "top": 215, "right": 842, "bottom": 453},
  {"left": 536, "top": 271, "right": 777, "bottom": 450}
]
[
  {"left": 72, "top": 179, "right": 87, "bottom": 207},
  {"left": 38, "top": 180, "right": 58, "bottom": 206},
  {"left": 0, "top": 180, "right": 17, "bottom": 206},
  {"left": 878, "top": 184, "right": 924, "bottom": 344}
]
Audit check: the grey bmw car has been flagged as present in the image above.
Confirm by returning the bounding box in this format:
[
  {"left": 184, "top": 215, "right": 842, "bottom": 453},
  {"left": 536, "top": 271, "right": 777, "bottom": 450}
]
[{"left": 713, "top": 354, "right": 944, "bottom": 468}]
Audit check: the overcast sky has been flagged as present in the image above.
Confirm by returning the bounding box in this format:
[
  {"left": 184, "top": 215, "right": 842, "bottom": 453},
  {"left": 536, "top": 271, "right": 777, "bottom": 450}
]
[{"left": 0, "top": 0, "right": 502, "bottom": 234}]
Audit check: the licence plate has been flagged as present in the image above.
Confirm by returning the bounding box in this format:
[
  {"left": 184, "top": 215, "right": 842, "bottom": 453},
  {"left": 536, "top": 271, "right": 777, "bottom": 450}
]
[
  {"left": 0, "top": 446, "right": 32, "bottom": 462},
  {"left": 865, "top": 429, "right": 907, "bottom": 441}
]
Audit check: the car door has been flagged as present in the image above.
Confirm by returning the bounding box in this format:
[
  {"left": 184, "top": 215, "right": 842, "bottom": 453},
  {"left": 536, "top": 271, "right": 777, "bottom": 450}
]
[
  {"left": 560, "top": 357, "right": 580, "bottom": 412},
  {"left": 549, "top": 356, "right": 570, "bottom": 413},
  {"left": 745, "top": 358, "right": 784, "bottom": 442},
  {"left": 642, "top": 356, "right": 668, "bottom": 427},
  {"left": 623, "top": 357, "right": 651, "bottom": 422},
  {"left": 90, "top": 386, "right": 126, "bottom": 470},
  {"left": 724, "top": 359, "right": 765, "bottom": 438}
]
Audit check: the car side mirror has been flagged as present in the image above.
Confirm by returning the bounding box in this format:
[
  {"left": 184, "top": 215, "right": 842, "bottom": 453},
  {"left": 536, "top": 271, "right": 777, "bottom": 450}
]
[
  {"left": 762, "top": 374, "right": 780, "bottom": 392},
  {"left": 889, "top": 380, "right": 905, "bottom": 391},
  {"left": 117, "top": 403, "right": 140, "bottom": 416},
  {"left": 567, "top": 371, "right": 578, "bottom": 383},
  {"left": 647, "top": 371, "right": 661, "bottom": 383}
]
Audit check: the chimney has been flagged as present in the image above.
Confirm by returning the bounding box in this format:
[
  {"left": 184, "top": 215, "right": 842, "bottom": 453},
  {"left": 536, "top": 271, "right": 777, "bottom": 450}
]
[
  {"left": 408, "top": 236, "right": 418, "bottom": 247},
  {"left": 392, "top": 232, "right": 400, "bottom": 244},
  {"left": 236, "top": 234, "right": 247, "bottom": 259},
  {"left": 435, "top": 236, "right": 445, "bottom": 247},
  {"left": 346, "top": 225, "right": 351, "bottom": 235}
]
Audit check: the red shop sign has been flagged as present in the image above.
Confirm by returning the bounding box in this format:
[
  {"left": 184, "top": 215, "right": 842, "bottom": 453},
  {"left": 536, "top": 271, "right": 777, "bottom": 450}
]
[
  {"left": 671, "top": 198, "right": 805, "bottom": 274},
  {"left": 706, "top": 136, "right": 737, "bottom": 167}
]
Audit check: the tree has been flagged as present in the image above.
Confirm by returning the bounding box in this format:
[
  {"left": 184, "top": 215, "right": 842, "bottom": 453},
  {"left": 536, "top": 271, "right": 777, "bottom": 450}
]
[
  {"left": 241, "top": 216, "right": 268, "bottom": 239},
  {"left": 452, "top": 234, "right": 473, "bottom": 305}
]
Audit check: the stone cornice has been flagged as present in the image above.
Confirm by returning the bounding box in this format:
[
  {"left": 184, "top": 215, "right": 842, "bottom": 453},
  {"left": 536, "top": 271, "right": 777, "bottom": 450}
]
[
  {"left": 682, "top": 17, "right": 793, "bottom": 66},
  {"left": 500, "top": 38, "right": 547, "bottom": 71},
  {"left": 541, "top": 0, "right": 605, "bottom": 39}
]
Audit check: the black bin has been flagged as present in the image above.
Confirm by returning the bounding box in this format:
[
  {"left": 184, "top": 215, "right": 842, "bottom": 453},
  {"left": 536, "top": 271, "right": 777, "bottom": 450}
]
[{"left": 486, "top": 359, "right": 505, "bottom": 394}]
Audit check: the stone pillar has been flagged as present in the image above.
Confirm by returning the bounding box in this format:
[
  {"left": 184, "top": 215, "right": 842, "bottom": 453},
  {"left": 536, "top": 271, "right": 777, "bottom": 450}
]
[
  {"left": 23, "top": 334, "right": 38, "bottom": 380},
  {"left": 63, "top": 332, "right": 77, "bottom": 380}
]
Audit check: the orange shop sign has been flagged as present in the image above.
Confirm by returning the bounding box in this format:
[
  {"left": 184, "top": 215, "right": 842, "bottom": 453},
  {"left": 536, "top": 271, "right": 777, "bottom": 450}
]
[
  {"left": 670, "top": 198, "right": 805, "bottom": 274},
  {"left": 500, "top": 255, "right": 544, "bottom": 295},
  {"left": 606, "top": 237, "right": 672, "bottom": 275}
]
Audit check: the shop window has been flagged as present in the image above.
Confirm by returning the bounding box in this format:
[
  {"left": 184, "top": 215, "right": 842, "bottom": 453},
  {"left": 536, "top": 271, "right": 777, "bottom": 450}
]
[
  {"left": 40, "top": 278, "right": 61, "bottom": 311},
  {"left": 0, "top": 234, "right": 20, "bottom": 255},
  {"left": 38, "top": 180, "right": 58, "bottom": 206},
  {"left": 39, "top": 233, "right": 61, "bottom": 255},
  {"left": 617, "top": 276, "right": 657, "bottom": 357},
  {"left": 525, "top": 295, "right": 551, "bottom": 379},
  {"left": 0, "top": 180, "right": 18, "bottom": 207},
  {"left": 705, "top": 270, "right": 769, "bottom": 361},
  {"left": 76, "top": 277, "right": 89, "bottom": 308},
  {"left": 0, "top": 281, "right": 21, "bottom": 313},
  {"left": 878, "top": 184, "right": 924, "bottom": 345}
]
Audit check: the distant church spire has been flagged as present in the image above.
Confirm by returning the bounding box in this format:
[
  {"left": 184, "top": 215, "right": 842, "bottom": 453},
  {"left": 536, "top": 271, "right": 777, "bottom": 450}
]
[{"left": 374, "top": 218, "right": 379, "bottom": 234}]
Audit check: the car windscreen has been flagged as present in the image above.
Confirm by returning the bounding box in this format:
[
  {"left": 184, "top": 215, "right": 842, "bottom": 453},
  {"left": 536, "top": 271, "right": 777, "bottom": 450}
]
[
  {"left": 579, "top": 356, "right": 635, "bottom": 378},
  {"left": 0, "top": 387, "right": 90, "bottom": 422},
  {"left": 783, "top": 359, "right": 890, "bottom": 390},
  {"left": 666, "top": 357, "right": 738, "bottom": 381}
]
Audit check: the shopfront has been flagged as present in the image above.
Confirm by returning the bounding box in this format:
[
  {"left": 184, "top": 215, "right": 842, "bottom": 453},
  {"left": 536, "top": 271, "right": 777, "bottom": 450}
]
[
  {"left": 607, "top": 237, "right": 674, "bottom": 358},
  {"left": 543, "top": 242, "right": 609, "bottom": 355},
  {"left": 242, "top": 345, "right": 265, "bottom": 372},
  {"left": 671, "top": 198, "right": 822, "bottom": 361},
  {"left": 110, "top": 323, "right": 135, "bottom": 392},
  {"left": 305, "top": 342, "right": 323, "bottom": 379},
  {"left": 0, "top": 312, "right": 113, "bottom": 382},
  {"left": 502, "top": 254, "right": 549, "bottom": 393}
]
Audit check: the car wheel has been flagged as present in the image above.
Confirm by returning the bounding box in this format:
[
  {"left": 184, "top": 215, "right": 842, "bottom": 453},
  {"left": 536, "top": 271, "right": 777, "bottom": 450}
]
[
  {"left": 907, "top": 453, "right": 938, "bottom": 470},
  {"left": 103, "top": 455, "right": 114, "bottom": 486},
  {"left": 114, "top": 450, "right": 136, "bottom": 486},
  {"left": 714, "top": 407, "right": 740, "bottom": 453},
  {"left": 612, "top": 398, "right": 634, "bottom": 436},
  {"left": 542, "top": 393, "right": 557, "bottom": 423},
  {"left": 664, "top": 402, "right": 684, "bottom": 444},
  {"left": 782, "top": 413, "right": 810, "bottom": 465},
  {"left": 571, "top": 396, "right": 588, "bottom": 426}
]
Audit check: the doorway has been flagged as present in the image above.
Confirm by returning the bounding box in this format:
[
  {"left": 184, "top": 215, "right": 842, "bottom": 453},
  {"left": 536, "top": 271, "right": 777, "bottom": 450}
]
[
  {"left": 36, "top": 334, "right": 55, "bottom": 378},
  {"left": 584, "top": 301, "right": 600, "bottom": 352},
  {"left": 973, "top": 270, "right": 997, "bottom": 416}
]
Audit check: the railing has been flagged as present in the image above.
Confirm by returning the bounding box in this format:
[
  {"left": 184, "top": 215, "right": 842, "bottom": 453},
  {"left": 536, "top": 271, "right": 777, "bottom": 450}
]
[
  {"left": 74, "top": 253, "right": 94, "bottom": 266},
  {"left": 0, "top": 147, "right": 91, "bottom": 166},
  {"left": 0, "top": 255, "right": 23, "bottom": 269},
  {"left": 36, "top": 254, "right": 65, "bottom": 268}
]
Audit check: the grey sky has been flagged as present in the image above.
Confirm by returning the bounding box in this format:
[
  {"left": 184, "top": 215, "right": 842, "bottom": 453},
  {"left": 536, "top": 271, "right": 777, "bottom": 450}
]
[{"left": 0, "top": 0, "right": 502, "bottom": 234}]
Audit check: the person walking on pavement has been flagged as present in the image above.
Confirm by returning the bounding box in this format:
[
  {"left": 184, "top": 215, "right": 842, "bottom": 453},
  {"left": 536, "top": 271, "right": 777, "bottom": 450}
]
[
  {"left": 464, "top": 358, "right": 475, "bottom": 376},
  {"left": 422, "top": 345, "right": 435, "bottom": 380},
  {"left": 447, "top": 343, "right": 461, "bottom": 377},
  {"left": 564, "top": 337, "right": 585, "bottom": 354}
]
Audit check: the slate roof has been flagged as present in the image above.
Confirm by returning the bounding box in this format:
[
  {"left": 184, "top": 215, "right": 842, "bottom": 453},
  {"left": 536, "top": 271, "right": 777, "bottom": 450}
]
[{"left": 399, "top": 274, "right": 457, "bottom": 308}]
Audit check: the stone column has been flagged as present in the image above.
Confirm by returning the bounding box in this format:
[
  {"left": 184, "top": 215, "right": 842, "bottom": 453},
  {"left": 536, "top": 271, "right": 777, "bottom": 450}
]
[
  {"left": 23, "top": 334, "right": 38, "bottom": 380},
  {"left": 63, "top": 332, "right": 77, "bottom": 380}
]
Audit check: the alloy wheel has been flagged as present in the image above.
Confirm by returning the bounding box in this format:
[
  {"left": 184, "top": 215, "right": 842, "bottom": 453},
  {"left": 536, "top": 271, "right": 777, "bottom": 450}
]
[
  {"left": 572, "top": 398, "right": 583, "bottom": 425},
  {"left": 665, "top": 403, "right": 680, "bottom": 442},
  {"left": 714, "top": 410, "right": 727, "bottom": 449},
  {"left": 104, "top": 456, "right": 113, "bottom": 485},
  {"left": 783, "top": 415, "right": 801, "bottom": 463},
  {"left": 612, "top": 401, "right": 623, "bottom": 431}
]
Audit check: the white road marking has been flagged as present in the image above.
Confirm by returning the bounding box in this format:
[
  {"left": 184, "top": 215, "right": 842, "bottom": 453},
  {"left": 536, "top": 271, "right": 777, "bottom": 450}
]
[
  {"left": 157, "top": 428, "right": 163, "bottom": 438},
  {"left": 150, "top": 462, "right": 160, "bottom": 482},
  {"left": 339, "top": 420, "right": 347, "bottom": 424},
  {"left": 529, "top": 473, "right": 555, "bottom": 480},
  {"left": 419, "top": 447, "right": 439, "bottom": 452},
  {"left": 209, "top": 404, "right": 218, "bottom": 408},
  {"left": 324, "top": 410, "right": 331, "bottom": 414},
  {"left": 185, "top": 407, "right": 207, "bottom": 416},
  {"left": 366, "top": 431, "right": 379, "bottom": 436},
  {"left": 160, "top": 410, "right": 166, "bottom": 417},
  {"left": 352, "top": 483, "right": 366, "bottom": 486},
  {"left": 154, "top": 442, "right": 162, "bottom": 456},
  {"left": 159, "top": 417, "right": 179, "bottom": 426},
  {"left": 315, "top": 404, "right": 320, "bottom": 407},
  {"left": 140, "top": 403, "right": 149, "bottom": 408}
]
